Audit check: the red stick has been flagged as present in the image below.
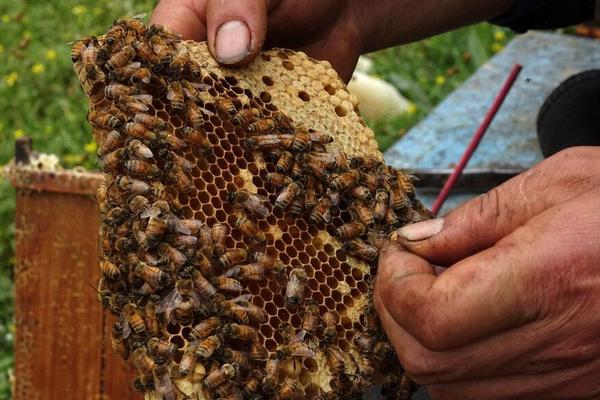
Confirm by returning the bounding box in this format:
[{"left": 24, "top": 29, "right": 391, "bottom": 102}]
[{"left": 431, "top": 64, "right": 523, "bottom": 216}]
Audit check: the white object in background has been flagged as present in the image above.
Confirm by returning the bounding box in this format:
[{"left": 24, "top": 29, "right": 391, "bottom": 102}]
[{"left": 348, "top": 56, "right": 412, "bottom": 121}]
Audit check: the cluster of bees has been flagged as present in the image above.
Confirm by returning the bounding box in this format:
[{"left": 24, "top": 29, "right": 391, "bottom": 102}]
[{"left": 73, "top": 18, "right": 425, "bottom": 400}]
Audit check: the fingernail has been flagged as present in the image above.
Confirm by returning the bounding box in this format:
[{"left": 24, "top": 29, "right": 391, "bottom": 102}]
[
  {"left": 215, "top": 20, "right": 251, "bottom": 64},
  {"left": 396, "top": 218, "right": 444, "bottom": 241}
]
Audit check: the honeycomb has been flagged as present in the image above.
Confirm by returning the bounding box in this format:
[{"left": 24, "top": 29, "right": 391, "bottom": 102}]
[{"left": 73, "top": 18, "right": 431, "bottom": 400}]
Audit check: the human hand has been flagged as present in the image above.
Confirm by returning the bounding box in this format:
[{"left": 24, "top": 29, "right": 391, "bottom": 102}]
[
  {"left": 149, "top": 0, "right": 368, "bottom": 81},
  {"left": 375, "top": 147, "right": 600, "bottom": 399}
]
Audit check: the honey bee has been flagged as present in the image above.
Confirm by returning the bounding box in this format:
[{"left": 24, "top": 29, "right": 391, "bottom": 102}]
[
  {"left": 182, "top": 126, "right": 211, "bottom": 152},
  {"left": 275, "top": 182, "right": 302, "bottom": 211},
  {"left": 221, "top": 348, "right": 251, "bottom": 371},
  {"left": 131, "top": 344, "right": 155, "bottom": 376},
  {"left": 118, "top": 93, "right": 154, "bottom": 113},
  {"left": 322, "top": 311, "right": 339, "bottom": 342},
  {"left": 96, "top": 183, "right": 112, "bottom": 213},
  {"left": 147, "top": 337, "right": 177, "bottom": 361},
  {"left": 180, "top": 218, "right": 205, "bottom": 235},
  {"left": 335, "top": 222, "right": 366, "bottom": 240},
  {"left": 100, "top": 259, "right": 120, "bottom": 280},
  {"left": 144, "top": 295, "right": 161, "bottom": 337},
  {"left": 231, "top": 296, "right": 267, "bottom": 322},
  {"left": 228, "top": 190, "right": 269, "bottom": 217},
  {"left": 373, "top": 341, "right": 395, "bottom": 363},
  {"left": 301, "top": 301, "right": 320, "bottom": 336},
  {"left": 215, "top": 98, "right": 236, "bottom": 115},
  {"left": 131, "top": 67, "right": 153, "bottom": 85},
  {"left": 157, "top": 242, "right": 188, "bottom": 267},
  {"left": 326, "top": 345, "right": 346, "bottom": 376},
  {"left": 303, "top": 179, "right": 320, "bottom": 210},
  {"left": 352, "top": 199, "right": 375, "bottom": 228},
  {"left": 111, "top": 316, "right": 131, "bottom": 359},
  {"left": 262, "top": 358, "right": 281, "bottom": 393},
  {"left": 185, "top": 100, "right": 207, "bottom": 128},
  {"left": 166, "top": 233, "right": 198, "bottom": 249},
  {"left": 97, "top": 130, "right": 121, "bottom": 157},
  {"left": 177, "top": 339, "right": 199, "bottom": 376},
  {"left": 167, "top": 81, "right": 184, "bottom": 110},
  {"left": 389, "top": 184, "right": 411, "bottom": 211},
  {"left": 232, "top": 107, "right": 261, "bottom": 126},
  {"left": 234, "top": 212, "right": 266, "bottom": 244},
  {"left": 223, "top": 323, "right": 257, "bottom": 342},
  {"left": 122, "top": 303, "right": 146, "bottom": 335},
  {"left": 211, "top": 276, "right": 243, "bottom": 293},
  {"left": 154, "top": 364, "right": 177, "bottom": 400},
  {"left": 285, "top": 268, "right": 307, "bottom": 307},
  {"left": 246, "top": 117, "right": 275, "bottom": 135},
  {"left": 250, "top": 340, "right": 268, "bottom": 363},
  {"left": 104, "top": 206, "right": 129, "bottom": 226},
  {"left": 309, "top": 196, "right": 332, "bottom": 225},
  {"left": 187, "top": 60, "right": 202, "bottom": 81},
  {"left": 253, "top": 252, "right": 285, "bottom": 277},
  {"left": 272, "top": 152, "right": 291, "bottom": 174},
  {"left": 308, "top": 130, "right": 334, "bottom": 145},
  {"left": 126, "top": 160, "right": 160, "bottom": 176},
  {"left": 82, "top": 41, "right": 100, "bottom": 78},
  {"left": 384, "top": 207, "right": 400, "bottom": 227},
  {"left": 222, "top": 263, "right": 265, "bottom": 282},
  {"left": 291, "top": 130, "right": 311, "bottom": 152},
  {"left": 367, "top": 230, "right": 389, "bottom": 251},
  {"left": 168, "top": 48, "right": 189, "bottom": 72},
  {"left": 209, "top": 223, "right": 227, "bottom": 257},
  {"left": 188, "top": 316, "right": 221, "bottom": 341},
  {"left": 331, "top": 170, "right": 360, "bottom": 191},
  {"left": 126, "top": 139, "right": 153, "bottom": 159},
  {"left": 349, "top": 185, "right": 372, "bottom": 202},
  {"left": 243, "top": 372, "right": 262, "bottom": 397},
  {"left": 266, "top": 172, "right": 293, "bottom": 188},
  {"left": 131, "top": 114, "right": 164, "bottom": 132},
  {"left": 166, "top": 164, "right": 194, "bottom": 193},
  {"left": 104, "top": 82, "right": 139, "bottom": 99},
  {"left": 108, "top": 61, "right": 140, "bottom": 82},
  {"left": 106, "top": 45, "right": 136, "bottom": 70},
  {"left": 197, "top": 223, "right": 214, "bottom": 258},
  {"left": 144, "top": 216, "right": 167, "bottom": 249},
  {"left": 353, "top": 332, "right": 376, "bottom": 354},
  {"left": 325, "top": 187, "right": 341, "bottom": 207},
  {"left": 272, "top": 111, "right": 294, "bottom": 131},
  {"left": 157, "top": 131, "right": 188, "bottom": 151},
  {"left": 125, "top": 121, "right": 156, "bottom": 141},
  {"left": 290, "top": 162, "right": 304, "bottom": 180},
  {"left": 196, "top": 334, "right": 223, "bottom": 359},
  {"left": 162, "top": 282, "right": 201, "bottom": 324},
  {"left": 218, "top": 248, "right": 247, "bottom": 268},
  {"left": 371, "top": 188, "right": 389, "bottom": 221},
  {"left": 120, "top": 17, "right": 149, "bottom": 37},
  {"left": 303, "top": 157, "right": 327, "bottom": 180},
  {"left": 204, "top": 363, "right": 238, "bottom": 389},
  {"left": 71, "top": 36, "right": 91, "bottom": 62},
  {"left": 89, "top": 110, "right": 122, "bottom": 130},
  {"left": 166, "top": 152, "right": 194, "bottom": 174},
  {"left": 411, "top": 199, "right": 434, "bottom": 221},
  {"left": 245, "top": 133, "right": 292, "bottom": 150},
  {"left": 99, "top": 148, "right": 123, "bottom": 171},
  {"left": 134, "top": 262, "right": 171, "bottom": 288},
  {"left": 132, "top": 40, "right": 160, "bottom": 65},
  {"left": 343, "top": 240, "right": 378, "bottom": 262},
  {"left": 396, "top": 170, "right": 416, "bottom": 200},
  {"left": 277, "top": 332, "right": 316, "bottom": 360},
  {"left": 191, "top": 269, "right": 218, "bottom": 299},
  {"left": 289, "top": 194, "right": 304, "bottom": 217}
]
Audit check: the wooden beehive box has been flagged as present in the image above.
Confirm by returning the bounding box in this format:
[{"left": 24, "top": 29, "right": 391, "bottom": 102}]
[{"left": 6, "top": 150, "right": 141, "bottom": 400}]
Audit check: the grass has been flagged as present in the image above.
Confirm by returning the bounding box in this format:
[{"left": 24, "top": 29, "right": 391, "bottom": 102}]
[{"left": 0, "top": 1, "right": 511, "bottom": 397}]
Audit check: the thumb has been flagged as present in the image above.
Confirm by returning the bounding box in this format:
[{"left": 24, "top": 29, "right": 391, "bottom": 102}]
[
  {"left": 206, "top": 0, "right": 269, "bottom": 66},
  {"left": 394, "top": 171, "right": 547, "bottom": 266}
]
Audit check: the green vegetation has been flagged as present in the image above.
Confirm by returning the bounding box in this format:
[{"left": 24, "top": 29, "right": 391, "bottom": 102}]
[{"left": 0, "top": 0, "right": 511, "bottom": 397}]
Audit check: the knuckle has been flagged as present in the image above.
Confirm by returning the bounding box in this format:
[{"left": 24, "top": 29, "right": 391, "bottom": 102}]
[{"left": 397, "top": 346, "right": 440, "bottom": 384}]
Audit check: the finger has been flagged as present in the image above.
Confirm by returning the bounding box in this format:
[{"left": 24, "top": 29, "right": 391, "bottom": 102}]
[
  {"left": 150, "top": 0, "right": 207, "bottom": 41},
  {"left": 206, "top": 0, "right": 268, "bottom": 66},
  {"left": 394, "top": 148, "right": 598, "bottom": 266},
  {"left": 376, "top": 239, "right": 537, "bottom": 351}
]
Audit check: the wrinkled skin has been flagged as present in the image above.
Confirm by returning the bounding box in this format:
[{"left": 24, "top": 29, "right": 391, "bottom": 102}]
[{"left": 375, "top": 147, "right": 600, "bottom": 399}]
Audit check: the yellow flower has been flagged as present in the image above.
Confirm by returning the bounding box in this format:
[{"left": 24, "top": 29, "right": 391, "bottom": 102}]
[
  {"left": 63, "top": 154, "right": 84, "bottom": 165},
  {"left": 31, "top": 63, "right": 45, "bottom": 75},
  {"left": 435, "top": 75, "right": 446, "bottom": 86},
  {"left": 72, "top": 5, "right": 87, "bottom": 16},
  {"left": 84, "top": 141, "right": 97, "bottom": 154},
  {"left": 45, "top": 49, "right": 57, "bottom": 60},
  {"left": 491, "top": 43, "right": 504, "bottom": 53},
  {"left": 1, "top": 15, "right": 10, "bottom": 23},
  {"left": 494, "top": 30, "right": 507, "bottom": 42},
  {"left": 0, "top": 44, "right": 4, "bottom": 54},
  {"left": 13, "top": 129, "right": 24, "bottom": 139},
  {"left": 4, "top": 71, "right": 18, "bottom": 87},
  {"left": 406, "top": 102, "right": 417, "bottom": 115}
]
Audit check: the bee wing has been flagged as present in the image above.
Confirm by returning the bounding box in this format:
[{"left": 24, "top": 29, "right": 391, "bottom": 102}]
[
  {"left": 125, "top": 100, "right": 149, "bottom": 112},
  {"left": 131, "top": 94, "right": 153, "bottom": 105},
  {"left": 118, "top": 313, "right": 132, "bottom": 339},
  {"left": 158, "top": 288, "right": 181, "bottom": 316},
  {"left": 291, "top": 344, "right": 316, "bottom": 359},
  {"left": 154, "top": 373, "right": 176, "bottom": 400},
  {"left": 140, "top": 205, "right": 160, "bottom": 219},
  {"left": 126, "top": 61, "right": 141, "bottom": 68},
  {"left": 221, "top": 266, "right": 240, "bottom": 278},
  {"left": 326, "top": 189, "right": 340, "bottom": 206},
  {"left": 190, "top": 82, "right": 211, "bottom": 91},
  {"left": 243, "top": 195, "right": 269, "bottom": 217},
  {"left": 291, "top": 330, "right": 307, "bottom": 344},
  {"left": 322, "top": 206, "right": 332, "bottom": 223},
  {"left": 168, "top": 215, "right": 192, "bottom": 235},
  {"left": 198, "top": 105, "right": 215, "bottom": 116},
  {"left": 144, "top": 253, "right": 161, "bottom": 266},
  {"left": 230, "top": 293, "right": 253, "bottom": 303},
  {"left": 182, "top": 87, "right": 199, "bottom": 102}
]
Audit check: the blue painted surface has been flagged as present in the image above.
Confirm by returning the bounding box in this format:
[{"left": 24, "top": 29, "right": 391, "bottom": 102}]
[{"left": 383, "top": 31, "right": 600, "bottom": 214}]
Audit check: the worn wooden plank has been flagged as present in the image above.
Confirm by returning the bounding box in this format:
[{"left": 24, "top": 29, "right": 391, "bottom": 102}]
[{"left": 12, "top": 181, "right": 139, "bottom": 399}]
